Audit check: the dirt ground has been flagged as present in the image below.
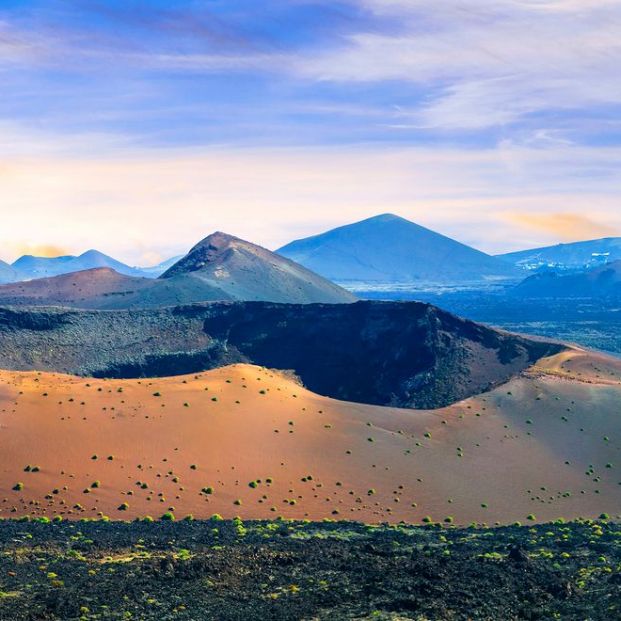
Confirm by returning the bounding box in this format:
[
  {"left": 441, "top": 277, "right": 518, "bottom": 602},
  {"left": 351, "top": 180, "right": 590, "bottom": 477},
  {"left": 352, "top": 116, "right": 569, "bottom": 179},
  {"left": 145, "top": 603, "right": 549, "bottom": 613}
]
[{"left": 1, "top": 349, "right": 621, "bottom": 525}]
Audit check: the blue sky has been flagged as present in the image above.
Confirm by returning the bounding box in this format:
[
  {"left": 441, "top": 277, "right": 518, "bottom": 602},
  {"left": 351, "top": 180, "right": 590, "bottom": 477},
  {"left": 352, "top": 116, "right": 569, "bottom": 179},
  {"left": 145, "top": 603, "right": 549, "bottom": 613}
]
[{"left": 1, "top": 0, "right": 620, "bottom": 265}]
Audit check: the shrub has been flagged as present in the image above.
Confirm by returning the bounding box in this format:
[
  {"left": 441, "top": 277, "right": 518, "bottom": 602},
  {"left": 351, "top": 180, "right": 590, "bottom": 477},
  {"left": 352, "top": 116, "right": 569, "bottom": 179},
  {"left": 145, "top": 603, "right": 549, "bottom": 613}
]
[{"left": 160, "top": 512, "right": 175, "bottom": 521}]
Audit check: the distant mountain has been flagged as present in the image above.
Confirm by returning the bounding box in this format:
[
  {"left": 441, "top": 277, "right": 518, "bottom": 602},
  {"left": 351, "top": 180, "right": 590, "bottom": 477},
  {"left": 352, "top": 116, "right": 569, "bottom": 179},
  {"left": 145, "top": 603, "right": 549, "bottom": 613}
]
[
  {"left": 511, "top": 260, "right": 621, "bottom": 298},
  {"left": 13, "top": 250, "right": 147, "bottom": 280},
  {"left": 139, "top": 255, "right": 184, "bottom": 278},
  {"left": 0, "top": 233, "right": 356, "bottom": 308},
  {"left": 0, "top": 260, "right": 22, "bottom": 284},
  {"left": 12, "top": 254, "right": 75, "bottom": 279},
  {"left": 498, "top": 237, "right": 621, "bottom": 271},
  {"left": 161, "top": 231, "right": 357, "bottom": 303},
  {"left": 277, "top": 213, "right": 519, "bottom": 285}
]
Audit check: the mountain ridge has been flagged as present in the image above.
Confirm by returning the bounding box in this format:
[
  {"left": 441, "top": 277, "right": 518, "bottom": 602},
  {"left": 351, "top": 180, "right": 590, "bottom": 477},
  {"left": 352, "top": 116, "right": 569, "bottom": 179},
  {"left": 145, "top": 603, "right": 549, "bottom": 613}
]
[
  {"left": 498, "top": 237, "right": 621, "bottom": 271},
  {"left": 0, "top": 232, "right": 356, "bottom": 307},
  {"left": 511, "top": 260, "right": 621, "bottom": 298}
]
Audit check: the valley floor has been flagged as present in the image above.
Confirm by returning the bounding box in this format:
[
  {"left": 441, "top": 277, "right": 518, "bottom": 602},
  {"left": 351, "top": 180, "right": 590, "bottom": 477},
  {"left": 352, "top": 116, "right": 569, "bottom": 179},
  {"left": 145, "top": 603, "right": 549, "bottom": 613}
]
[{"left": 0, "top": 519, "right": 619, "bottom": 620}]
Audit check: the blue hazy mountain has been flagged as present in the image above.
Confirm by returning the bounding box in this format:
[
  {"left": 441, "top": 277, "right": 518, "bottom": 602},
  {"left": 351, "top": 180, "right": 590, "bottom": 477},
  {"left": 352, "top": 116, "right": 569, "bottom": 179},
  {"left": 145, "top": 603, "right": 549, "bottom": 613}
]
[
  {"left": 511, "top": 260, "right": 621, "bottom": 298},
  {"left": 12, "top": 250, "right": 148, "bottom": 280},
  {"left": 498, "top": 237, "right": 621, "bottom": 271},
  {"left": 277, "top": 213, "right": 519, "bottom": 285},
  {"left": 0, "top": 259, "right": 22, "bottom": 284},
  {"left": 138, "top": 255, "right": 184, "bottom": 277}
]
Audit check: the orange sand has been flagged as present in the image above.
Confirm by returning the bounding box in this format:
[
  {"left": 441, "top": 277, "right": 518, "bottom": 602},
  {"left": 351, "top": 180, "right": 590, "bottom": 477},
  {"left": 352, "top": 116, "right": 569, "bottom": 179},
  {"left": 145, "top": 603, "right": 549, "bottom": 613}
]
[{"left": 1, "top": 351, "right": 620, "bottom": 525}]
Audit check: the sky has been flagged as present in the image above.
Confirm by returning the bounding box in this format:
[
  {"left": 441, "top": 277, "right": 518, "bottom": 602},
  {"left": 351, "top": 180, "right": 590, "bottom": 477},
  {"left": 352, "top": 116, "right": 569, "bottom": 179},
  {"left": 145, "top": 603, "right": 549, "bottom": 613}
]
[{"left": 1, "top": 0, "right": 620, "bottom": 266}]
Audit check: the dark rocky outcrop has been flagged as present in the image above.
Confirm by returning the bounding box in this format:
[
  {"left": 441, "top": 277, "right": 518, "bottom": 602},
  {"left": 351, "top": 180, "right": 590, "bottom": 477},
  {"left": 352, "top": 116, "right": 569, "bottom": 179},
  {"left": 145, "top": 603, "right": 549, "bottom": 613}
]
[{"left": 0, "top": 301, "right": 562, "bottom": 409}]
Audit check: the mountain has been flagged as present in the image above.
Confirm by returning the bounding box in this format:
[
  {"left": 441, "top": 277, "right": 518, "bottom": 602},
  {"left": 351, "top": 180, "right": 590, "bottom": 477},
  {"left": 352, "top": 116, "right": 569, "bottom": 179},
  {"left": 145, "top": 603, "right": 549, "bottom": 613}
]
[
  {"left": 277, "top": 213, "right": 519, "bottom": 285},
  {"left": 511, "top": 260, "right": 621, "bottom": 298},
  {"left": 0, "top": 233, "right": 356, "bottom": 308},
  {"left": 0, "top": 301, "right": 560, "bottom": 408},
  {"left": 138, "top": 255, "right": 184, "bottom": 277},
  {"left": 12, "top": 250, "right": 147, "bottom": 279},
  {"left": 160, "top": 231, "right": 357, "bottom": 304},
  {"left": 0, "top": 259, "right": 21, "bottom": 284},
  {"left": 498, "top": 237, "right": 621, "bottom": 271}
]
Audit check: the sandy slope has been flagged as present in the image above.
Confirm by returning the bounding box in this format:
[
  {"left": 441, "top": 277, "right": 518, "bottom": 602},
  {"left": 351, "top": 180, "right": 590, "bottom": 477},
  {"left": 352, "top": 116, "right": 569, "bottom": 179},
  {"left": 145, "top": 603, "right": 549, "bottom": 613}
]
[{"left": 0, "top": 350, "right": 620, "bottom": 525}]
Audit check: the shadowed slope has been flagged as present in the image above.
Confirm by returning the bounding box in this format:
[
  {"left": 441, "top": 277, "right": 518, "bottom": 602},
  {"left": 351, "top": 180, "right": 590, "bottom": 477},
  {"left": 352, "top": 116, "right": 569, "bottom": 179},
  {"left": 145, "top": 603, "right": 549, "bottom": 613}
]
[
  {"left": 0, "top": 260, "right": 21, "bottom": 285},
  {"left": 512, "top": 260, "right": 621, "bottom": 298}
]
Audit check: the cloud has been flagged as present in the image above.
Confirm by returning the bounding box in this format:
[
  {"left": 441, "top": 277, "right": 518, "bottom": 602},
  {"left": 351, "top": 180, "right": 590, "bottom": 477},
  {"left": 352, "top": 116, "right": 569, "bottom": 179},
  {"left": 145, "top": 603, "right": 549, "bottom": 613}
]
[
  {"left": 7, "top": 243, "right": 71, "bottom": 259},
  {"left": 295, "top": 0, "right": 621, "bottom": 129},
  {"left": 2, "top": 1, "right": 620, "bottom": 139},
  {"left": 503, "top": 212, "right": 621, "bottom": 242},
  {"left": 1, "top": 135, "right": 621, "bottom": 262}
]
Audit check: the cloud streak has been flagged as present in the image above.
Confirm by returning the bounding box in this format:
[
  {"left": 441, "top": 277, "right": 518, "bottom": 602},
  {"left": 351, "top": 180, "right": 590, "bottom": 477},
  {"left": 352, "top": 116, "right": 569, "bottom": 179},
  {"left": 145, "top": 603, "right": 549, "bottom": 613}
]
[
  {"left": 297, "top": 0, "right": 621, "bottom": 130},
  {"left": 503, "top": 212, "right": 621, "bottom": 242}
]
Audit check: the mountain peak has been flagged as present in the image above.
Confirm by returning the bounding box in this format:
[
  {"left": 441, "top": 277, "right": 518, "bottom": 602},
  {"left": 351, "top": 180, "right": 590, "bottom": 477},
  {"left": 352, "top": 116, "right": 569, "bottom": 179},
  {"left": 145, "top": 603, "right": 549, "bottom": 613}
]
[
  {"left": 189, "top": 231, "right": 241, "bottom": 252},
  {"left": 162, "top": 232, "right": 247, "bottom": 278},
  {"left": 365, "top": 213, "right": 403, "bottom": 223},
  {"left": 277, "top": 214, "right": 518, "bottom": 284},
  {"left": 159, "top": 231, "right": 356, "bottom": 303}
]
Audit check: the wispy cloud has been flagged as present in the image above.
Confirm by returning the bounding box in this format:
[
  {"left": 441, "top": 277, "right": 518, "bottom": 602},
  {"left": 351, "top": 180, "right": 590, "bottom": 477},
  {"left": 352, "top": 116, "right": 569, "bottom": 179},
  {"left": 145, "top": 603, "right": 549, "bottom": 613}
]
[
  {"left": 296, "top": 0, "right": 621, "bottom": 130},
  {"left": 503, "top": 212, "right": 621, "bottom": 242},
  {"left": 1, "top": 133, "right": 620, "bottom": 262}
]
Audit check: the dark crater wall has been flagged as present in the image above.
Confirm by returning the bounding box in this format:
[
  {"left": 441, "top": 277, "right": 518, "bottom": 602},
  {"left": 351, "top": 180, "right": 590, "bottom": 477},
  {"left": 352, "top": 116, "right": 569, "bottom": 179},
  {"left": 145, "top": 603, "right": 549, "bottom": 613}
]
[{"left": 0, "top": 301, "right": 562, "bottom": 409}]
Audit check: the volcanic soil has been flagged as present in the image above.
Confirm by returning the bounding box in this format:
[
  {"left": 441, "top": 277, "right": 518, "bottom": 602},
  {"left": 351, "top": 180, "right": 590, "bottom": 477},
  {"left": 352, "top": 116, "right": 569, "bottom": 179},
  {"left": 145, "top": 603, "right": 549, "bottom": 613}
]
[{"left": 1, "top": 349, "right": 620, "bottom": 525}]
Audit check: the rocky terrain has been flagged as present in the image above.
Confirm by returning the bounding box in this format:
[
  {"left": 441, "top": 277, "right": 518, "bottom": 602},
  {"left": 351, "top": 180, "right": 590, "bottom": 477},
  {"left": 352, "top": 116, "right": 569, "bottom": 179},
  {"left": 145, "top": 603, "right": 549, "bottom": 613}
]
[
  {"left": 0, "top": 519, "right": 619, "bottom": 621},
  {"left": 0, "top": 300, "right": 560, "bottom": 409}
]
